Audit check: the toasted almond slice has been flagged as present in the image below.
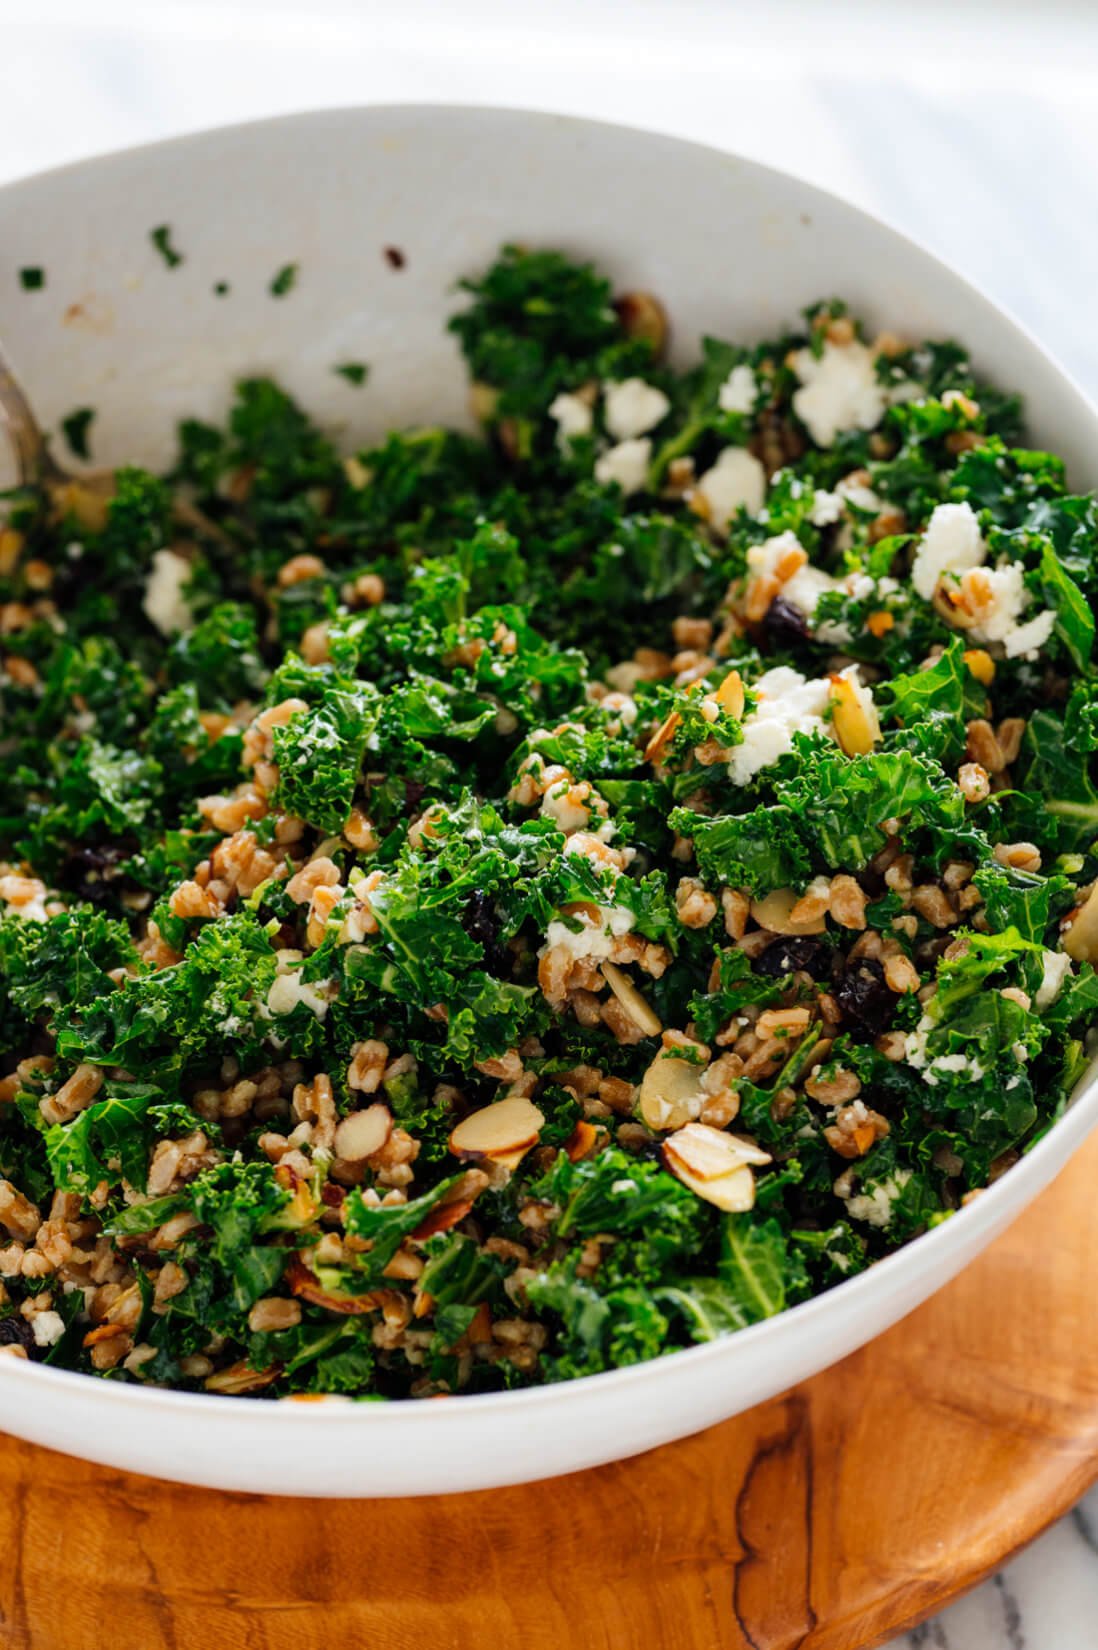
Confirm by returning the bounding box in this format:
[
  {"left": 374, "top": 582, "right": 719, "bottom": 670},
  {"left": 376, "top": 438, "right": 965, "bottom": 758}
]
[
  {"left": 488, "top": 1144, "right": 535, "bottom": 1174},
  {"left": 602, "top": 961, "right": 662, "bottom": 1036},
  {"left": 285, "top": 1256, "right": 393, "bottom": 1316},
  {"left": 564, "top": 1119, "right": 600, "bottom": 1162},
  {"left": 713, "top": 668, "right": 745, "bottom": 719},
  {"left": 1064, "top": 885, "right": 1098, "bottom": 963},
  {"left": 411, "top": 1198, "right": 476, "bottom": 1241},
  {"left": 333, "top": 1103, "right": 392, "bottom": 1163},
  {"left": 638, "top": 1053, "right": 706, "bottom": 1132},
  {"left": 663, "top": 1121, "right": 772, "bottom": 1182},
  {"left": 204, "top": 1359, "right": 281, "bottom": 1395},
  {"left": 750, "top": 887, "right": 826, "bottom": 937},
  {"left": 449, "top": 1095, "right": 545, "bottom": 1161},
  {"left": 644, "top": 708, "right": 681, "bottom": 764},
  {"left": 664, "top": 1157, "right": 759, "bottom": 1213},
  {"left": 829, "top": 673, "right": 881, "bottom": 757}
]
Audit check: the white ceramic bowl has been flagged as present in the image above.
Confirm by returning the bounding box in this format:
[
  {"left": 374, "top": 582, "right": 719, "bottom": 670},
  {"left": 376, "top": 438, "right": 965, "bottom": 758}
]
[{"left": 1, "top": 105, "right": 1096, "bottom": 1497}]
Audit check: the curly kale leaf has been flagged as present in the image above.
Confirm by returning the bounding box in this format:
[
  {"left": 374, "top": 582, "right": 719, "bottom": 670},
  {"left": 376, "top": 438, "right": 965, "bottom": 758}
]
[
  {"left": 660, "top": 1215, "right": 806, "bottom": 1342},
  {"left": 672, "top": 803, "right": 811, "bottom": 894},
  {"left": 272, "top": 682, "right": 380, "bottom": 834},
  {"left": 449, "top": 244, "right": 647, "bottom": 424}
]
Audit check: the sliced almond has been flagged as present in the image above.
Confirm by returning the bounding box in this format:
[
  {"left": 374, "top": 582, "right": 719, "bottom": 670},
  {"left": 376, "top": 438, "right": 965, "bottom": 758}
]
[
  {"left": 285, "top": 1256, "right": 391, "bottom": 1316},
  {"left": 333, "top": 1103, "right": 392, "bottom": 1164},
  {"left": 601, "top": 961, "right": 662, "bottom": 1036},
  {"left": 449, "top": 1095, "right": 544, "bottom": 1161},
  {"left": 411, "top": 1198, "right": 476, "bottom": 1241},
  {"left": 750, "top": 887, "right": 826, "bottom": 937},
  {"left": 1064, "top": 885, "right": 1098, "bottom": 963},
  {"left": 644, "top": 708, "right": 681, "bottom": 765},
  {"left": 829, "top": 673, "right": 881, "bottom": 757},
  {"left": 638, "top": 1053, "right": 706, "bottom": 1132},
  {"left": 204, "top": 1359, "right": 281, "bottom": 1395},
  {"left": 663, "top": 1121, "right": 772, "bottom": 1182},
  {"left": 663, "top": 1156, "right": 758, "bottom": 1213},
  {"left": 563, "top": 1119, "right": 600, "bottom": 1162},
  {"left": 713, "top": 668, "right": 745, "bottom": 719}
]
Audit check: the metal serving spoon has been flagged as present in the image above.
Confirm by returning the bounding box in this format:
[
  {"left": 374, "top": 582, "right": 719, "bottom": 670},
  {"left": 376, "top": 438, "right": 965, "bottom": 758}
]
[{"left": 0, "top": 334, "right": 117, "bottom": 542}]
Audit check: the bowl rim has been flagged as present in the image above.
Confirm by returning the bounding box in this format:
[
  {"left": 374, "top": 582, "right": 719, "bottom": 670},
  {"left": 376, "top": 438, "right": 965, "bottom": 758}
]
[{"left": 3, "top": 99, "right": 1098, "bottom": 1430}]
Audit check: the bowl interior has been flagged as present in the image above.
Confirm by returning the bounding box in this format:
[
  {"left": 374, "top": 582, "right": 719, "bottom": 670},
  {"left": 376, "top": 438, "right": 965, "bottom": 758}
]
[{"left": 2, "top": 104, "right": 1097, "bottom": 1495}]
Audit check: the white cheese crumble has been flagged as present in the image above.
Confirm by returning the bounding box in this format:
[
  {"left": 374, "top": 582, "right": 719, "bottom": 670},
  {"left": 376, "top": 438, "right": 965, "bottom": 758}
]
[
  {"left": 727, "top": 664, "right": 833, "bottom": 785},
  {"left": 603, "top": 378, "right": 670, "bottom": 441},
  {"left": 790, "top": 339, "right": 886, "bottom": 447},
  {"left": 548, "top": 391, "right": 593, "bottom": 447},
  {"left": 266, "top": 966, "right": 336, "bottom": 1020},
  {"left": 1036, "top": 949, "right": 1073, "bottom": 1011},
  {"left": 696, "top": 446, "right": 766, "bottom": 531},
  {"left": 809, "top": 489, "right": 843, "bottom": 527},
  {"left": 143, "top": 549, "right": 193, "bottom": 635},
  {"left": 717, "top": 363, "right": 758, "bottom": 415},
  {"left": 595, "top": 438, "right": 651, "bottom": 496},
  {"left": 1002, "top": 608, "right": 1057, "bottom": 660},
  {"left": 30, "top": 1310, "right": 66, "bottom": 1348},
  {"left": 542, "top": 904, "right": 634, "bottom": 960},
  {"left": 844, "top": 1170, "right": 912, "bottom": 1230},
  {"left": 965, "top": 563, "right": 1028, "bottom": 645},
  {"left": 910, "top": 502, "right": 985, "bottom": 601},
  {"left": 910, "top": 502, "right": 1056, "bottom": 660}
]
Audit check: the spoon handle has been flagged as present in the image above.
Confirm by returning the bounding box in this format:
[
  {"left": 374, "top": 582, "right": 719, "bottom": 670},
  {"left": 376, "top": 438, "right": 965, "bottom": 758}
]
[{"left": 0, "top": 339, "right": 59, "bottom": 486}]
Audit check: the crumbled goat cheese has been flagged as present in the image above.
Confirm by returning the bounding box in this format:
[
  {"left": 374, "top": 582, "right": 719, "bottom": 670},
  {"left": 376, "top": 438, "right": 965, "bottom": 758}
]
[
  {"left": 543, "top": 904, "right": 634, "bottom": 960},
  {"left": 810, "top": 489, "right": 844, "bottom": 526},
  {"left": 595, "top": 438, "right": 651, "bottom": 496},
  {"left": 844, "top": 1170, "right": 912, "bottom": 1230},
  {"left": 911, "top": 504, "right": 1054, "bottom": 657},
  {"left": 266, "top": 970, "right": 335, "bottom": 1020},
  {"left": 30, "top": 1311, "right": 66, "bottom": 1348},
  {"left": 548, "top": 391, "right": 594, "bottom": 446},
  {"left": 965, "top": 562, "right": 1028, "bottom": 644},
  {"left": 905, "top": 1021, "right": 986, "bottom": 1088},
  {"left": 696, "top": 446, "right": 766, "bottom": 530},
  {"left": 885, "top": 378, "right": 925, "bottom": 405},
  {"left": 603, "top": 378, "right": 670, "bottom": 441},
  {"left": 717, "top": 363, "right": 758, "bottom": 415},
  {"left": 727, "top": 665, "right": 833, "bottom": 784},
  {"left": 790, "top": 339, "right": 886, "bottom": 447},
  {"left": 910, "top": 502, "right": 985, "bottom": 600},
  {"left": 1036, "top": 949, "right": 1074, "bottom": 1011},
  {"left": 837, "top": 478, "right": 881, "bottom": 513},
  {"left": 143, "top": 549, "right": 193, "bottom": 635},
  {"left": 1002, "top": 607, "right": 1057, "bottom": 660}
]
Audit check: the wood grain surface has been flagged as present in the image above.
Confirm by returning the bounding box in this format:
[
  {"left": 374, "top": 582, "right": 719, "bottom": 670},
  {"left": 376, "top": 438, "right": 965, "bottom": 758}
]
[{"left": 3, "top": 1130, "right": 1098, "bottom": 1650}]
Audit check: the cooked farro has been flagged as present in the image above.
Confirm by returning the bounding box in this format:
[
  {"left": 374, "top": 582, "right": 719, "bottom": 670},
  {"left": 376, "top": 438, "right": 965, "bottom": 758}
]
[{"left": 0, "top": 245, "right": 1096, "bottom": 1398}]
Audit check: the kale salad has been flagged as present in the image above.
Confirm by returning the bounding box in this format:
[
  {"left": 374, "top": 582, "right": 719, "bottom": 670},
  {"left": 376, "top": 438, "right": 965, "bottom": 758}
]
[{"left": 1, "top": 245, "right": 1097, "bottom": 1400}]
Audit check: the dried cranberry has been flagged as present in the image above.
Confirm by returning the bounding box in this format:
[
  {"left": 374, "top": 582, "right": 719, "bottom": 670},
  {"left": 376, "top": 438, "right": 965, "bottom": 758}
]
[
  {"left": 462, "top": 892, "right": 512, "bottom": 978},
  {"left": 59, "top": 841, "right": 135, "bottom": 908},
  {"left": 0, "top": 1315, "right": 41, "bottom": 1359},
  {"left": 762, "top": 595, "right": 809, "bottom": 649},
  {"left": 755, "top": 935, "right": 832, "bottom": 981},
  {"left": 834, "top": 956, "right": 894, "bottom": 1038}
]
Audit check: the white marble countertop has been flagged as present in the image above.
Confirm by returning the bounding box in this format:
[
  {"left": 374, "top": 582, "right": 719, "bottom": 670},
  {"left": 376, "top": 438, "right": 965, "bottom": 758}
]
[{"left": 2, "top": 2, "right": 1097, "bottom": 1641}]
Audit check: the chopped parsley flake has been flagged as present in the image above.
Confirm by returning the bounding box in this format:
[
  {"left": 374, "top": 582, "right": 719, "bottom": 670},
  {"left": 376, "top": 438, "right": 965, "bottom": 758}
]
[
  {"left": 59, "top": 406, "right": 96, "bottom": 461},
  {"left": 269, "top": 263, "right": 299, "bottom": 298},
  {"left": 150, "top": 225, "right": 184, "bottom": 269},
  {"left": 333, "top": 362, "right": 369, "bottom": 387},
  {"left": 18, "top": 266, "right": 44, "bottom": 291}
]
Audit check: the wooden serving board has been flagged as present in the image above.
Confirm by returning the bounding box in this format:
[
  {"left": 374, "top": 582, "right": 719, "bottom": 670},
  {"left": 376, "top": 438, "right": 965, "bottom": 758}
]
[{"left": 3, "top": 1133, "right": 1098, "bottom": 1650}]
